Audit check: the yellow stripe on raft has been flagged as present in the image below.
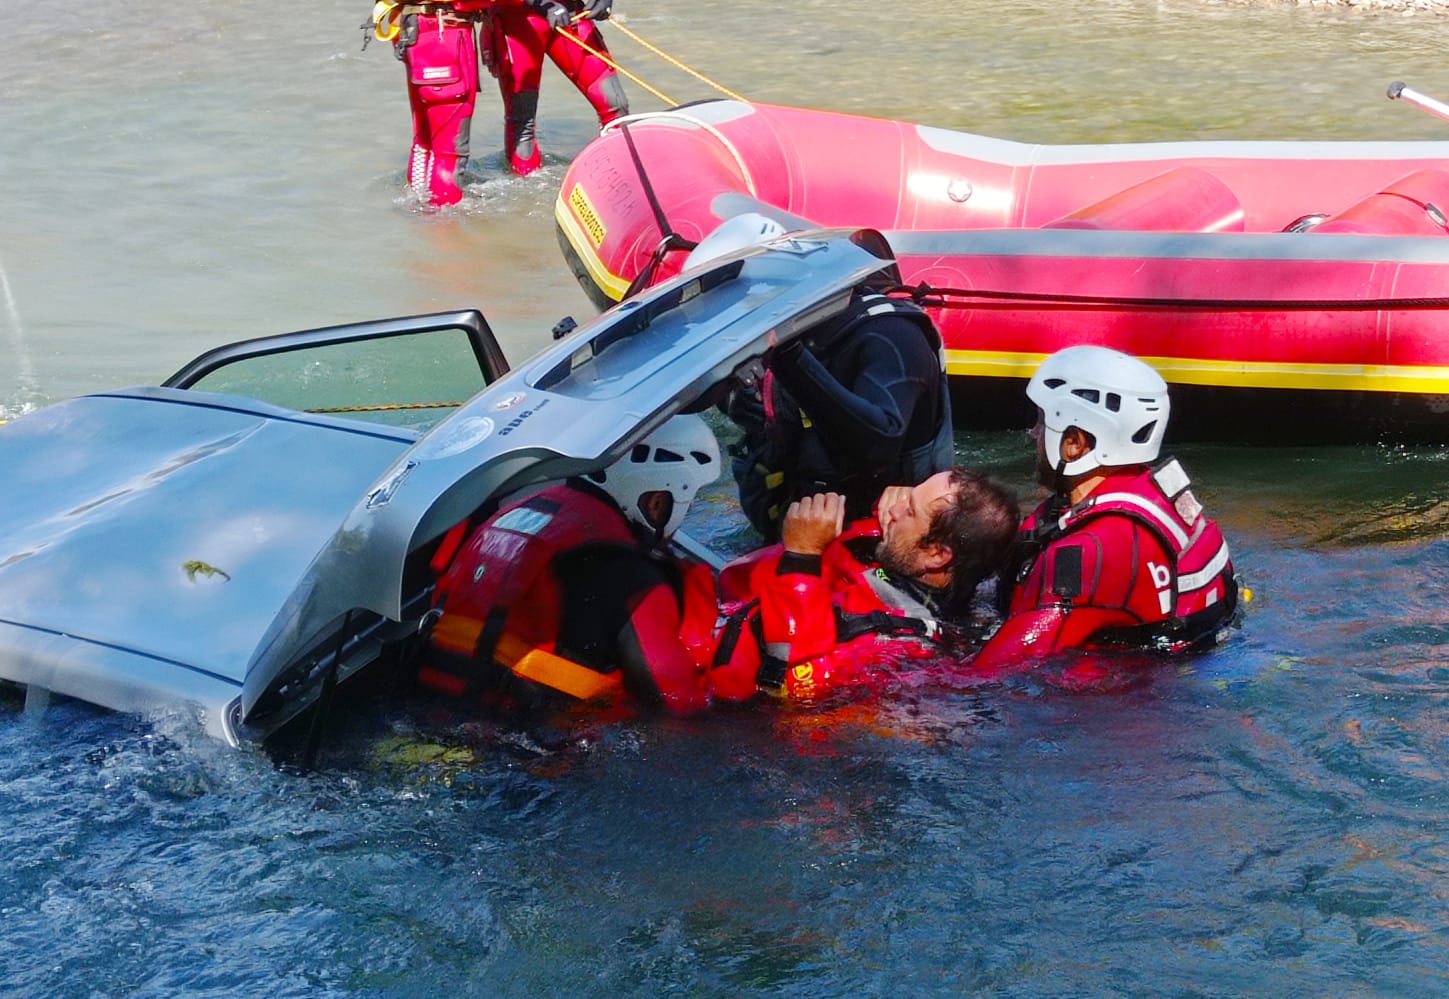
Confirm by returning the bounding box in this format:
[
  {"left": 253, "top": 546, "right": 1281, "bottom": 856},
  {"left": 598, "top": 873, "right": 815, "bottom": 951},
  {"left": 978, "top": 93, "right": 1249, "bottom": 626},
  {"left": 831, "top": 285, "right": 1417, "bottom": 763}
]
[
  {"left": 557, "top": 205, "right": 1449, "bottom": 396},
  {"left": 945, "top": 349, "right": 1449, "bottom": 395},
  {"left": 555, "top": 195, "right": 631, "bottom": 302}
]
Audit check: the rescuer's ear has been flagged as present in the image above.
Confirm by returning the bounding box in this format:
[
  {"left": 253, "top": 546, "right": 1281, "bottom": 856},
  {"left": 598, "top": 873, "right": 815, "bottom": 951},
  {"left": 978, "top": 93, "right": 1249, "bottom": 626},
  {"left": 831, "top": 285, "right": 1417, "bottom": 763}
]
[
  {"left": 638, "top": 489, "right": 674, "bottom": 533},
  {"left": 1061, "top": 426, "right": 1096, "bottom": 464}
]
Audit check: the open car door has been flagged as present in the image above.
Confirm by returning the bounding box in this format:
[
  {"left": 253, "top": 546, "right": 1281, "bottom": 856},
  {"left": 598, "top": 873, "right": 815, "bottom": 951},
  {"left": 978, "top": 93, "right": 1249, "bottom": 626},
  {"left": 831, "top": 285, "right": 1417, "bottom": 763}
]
[{"left": 164, "top": 309, "right": 510, "bottom": 430}]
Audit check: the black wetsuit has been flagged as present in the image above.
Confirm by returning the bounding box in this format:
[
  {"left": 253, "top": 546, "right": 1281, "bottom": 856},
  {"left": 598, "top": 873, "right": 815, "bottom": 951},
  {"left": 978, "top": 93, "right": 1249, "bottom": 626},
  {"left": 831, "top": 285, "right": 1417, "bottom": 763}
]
[{"left": 729, "top": 291, "right": 954, "bottom": 537}]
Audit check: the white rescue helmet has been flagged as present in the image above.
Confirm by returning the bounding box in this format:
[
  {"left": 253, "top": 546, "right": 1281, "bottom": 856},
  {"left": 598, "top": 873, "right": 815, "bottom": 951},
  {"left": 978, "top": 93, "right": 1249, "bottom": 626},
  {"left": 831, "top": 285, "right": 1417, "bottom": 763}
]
[
  {"left": 1026, "top": 345, "right": 1170, "bottom": 478},
  {"left": 587, "top": 414, "right": 721, "bottom": 543},
  {"left": 683, "top": 212, "right": 787, "bottom": 271}
]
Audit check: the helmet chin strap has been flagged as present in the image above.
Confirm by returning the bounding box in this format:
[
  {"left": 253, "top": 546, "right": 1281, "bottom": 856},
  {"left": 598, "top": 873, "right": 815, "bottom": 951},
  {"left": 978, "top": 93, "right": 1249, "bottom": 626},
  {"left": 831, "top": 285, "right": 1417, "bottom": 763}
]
[{"left": 1051, "top": 458, "right": 1070, "bottom": 499}]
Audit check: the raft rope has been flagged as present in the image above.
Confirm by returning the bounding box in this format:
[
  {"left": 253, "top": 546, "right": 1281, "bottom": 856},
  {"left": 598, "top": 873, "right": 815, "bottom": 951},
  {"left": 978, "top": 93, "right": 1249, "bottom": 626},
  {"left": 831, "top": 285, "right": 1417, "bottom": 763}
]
[
  {"left": 553, "top": 19, "right": 677, "bottom": 105},
  {"left": 896, "top": 283, "right": 1449, "bottom": 314},
  {"left": 613, "top": 120, "right": 698, "bottom": 297},
  {"left": 602, "top": 108, "right": 761, "bottom": 299},
  {"left": 602, "top": 19, "right": 749, "bottom": 103}
]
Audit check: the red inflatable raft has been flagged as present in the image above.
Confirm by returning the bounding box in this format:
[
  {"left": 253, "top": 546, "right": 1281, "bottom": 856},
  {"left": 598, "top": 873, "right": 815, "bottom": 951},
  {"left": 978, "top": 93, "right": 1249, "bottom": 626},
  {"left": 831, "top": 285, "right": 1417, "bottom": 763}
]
[{"left": 555, "top": 99, "right": 1449, "bottom": 438}]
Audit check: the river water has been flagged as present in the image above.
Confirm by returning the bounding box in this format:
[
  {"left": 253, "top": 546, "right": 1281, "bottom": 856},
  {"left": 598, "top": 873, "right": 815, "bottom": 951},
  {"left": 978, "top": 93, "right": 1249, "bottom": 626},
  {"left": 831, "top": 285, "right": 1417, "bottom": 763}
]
[{"left": 4, "top": 1, "right": 1449, "bottom": 995}]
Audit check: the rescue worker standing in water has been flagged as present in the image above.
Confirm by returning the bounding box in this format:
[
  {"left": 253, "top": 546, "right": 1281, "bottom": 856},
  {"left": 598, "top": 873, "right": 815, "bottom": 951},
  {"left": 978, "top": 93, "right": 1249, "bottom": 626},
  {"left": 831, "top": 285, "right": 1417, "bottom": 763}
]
[
  {"left": 683, "top": 214, "right": 956, "bottom": 539},
  {"left": 420, "top": 414, "right": 717, "bottom": 715},
  {"left": 970, "top": 345, "right": 1240, "bottom": 677},
  {"left": 381, "top": 0, "right": 628, "bottom": 205},
  {"left": 707, "top": 469, "right": 1020, "bottom": 703}
]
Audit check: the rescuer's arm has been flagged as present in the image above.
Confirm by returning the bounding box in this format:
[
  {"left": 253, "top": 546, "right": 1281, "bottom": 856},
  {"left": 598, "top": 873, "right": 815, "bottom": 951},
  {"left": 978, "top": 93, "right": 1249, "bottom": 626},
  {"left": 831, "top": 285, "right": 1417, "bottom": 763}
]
[
  {"left": 967, "top": 605, "right": 1076, "bottom": 679},
  {"left": 756, "top": 493, "right": 846, "bottom": 663},
  {"left": 617, "top": 579, "right": 710, "bottom": 716}
]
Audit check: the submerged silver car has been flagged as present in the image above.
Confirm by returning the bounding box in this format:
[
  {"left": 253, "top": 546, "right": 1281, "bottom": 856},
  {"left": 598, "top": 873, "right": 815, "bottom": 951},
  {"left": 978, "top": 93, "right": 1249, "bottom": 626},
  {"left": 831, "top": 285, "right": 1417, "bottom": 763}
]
[{"left": 0, "top": 229, "right": 899, "bottom": 746}]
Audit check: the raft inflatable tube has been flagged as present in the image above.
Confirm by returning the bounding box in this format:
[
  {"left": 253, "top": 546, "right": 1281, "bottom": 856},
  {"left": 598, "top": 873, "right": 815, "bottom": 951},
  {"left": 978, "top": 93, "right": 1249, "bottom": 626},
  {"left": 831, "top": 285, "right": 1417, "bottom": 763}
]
[{"left": 555, "top": 100, "right": 1449, "bottom": 439}]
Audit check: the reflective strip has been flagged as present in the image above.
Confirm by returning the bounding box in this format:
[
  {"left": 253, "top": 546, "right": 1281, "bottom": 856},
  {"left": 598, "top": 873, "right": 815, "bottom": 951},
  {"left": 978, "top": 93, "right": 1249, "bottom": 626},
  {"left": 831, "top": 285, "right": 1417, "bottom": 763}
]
[
  {"left": 1152, "top": 458, "right": 1190, "bottom": 498},
  {"left": 1178, "top": 541, "right": 1231, "bottom": 594},
  {"left": 1083, "top": 491, "right": 1191, "bottom": 549},
  {"left": 863, "top": 570, "right": 936, "bottom": 620}
]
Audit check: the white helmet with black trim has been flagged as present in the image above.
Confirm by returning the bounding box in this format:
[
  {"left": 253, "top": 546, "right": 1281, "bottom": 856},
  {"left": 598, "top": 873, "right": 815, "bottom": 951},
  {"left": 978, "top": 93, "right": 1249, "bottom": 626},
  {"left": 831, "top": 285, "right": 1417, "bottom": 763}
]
[
  {"left": 587, "top": 414, "right": 721, "bottom": 542},
  {"left": 683, "top": 212, "right": 788, "bottom": 271},
  {"left": 1026, "top": 345, "right": 1169, "bottom": 478}
]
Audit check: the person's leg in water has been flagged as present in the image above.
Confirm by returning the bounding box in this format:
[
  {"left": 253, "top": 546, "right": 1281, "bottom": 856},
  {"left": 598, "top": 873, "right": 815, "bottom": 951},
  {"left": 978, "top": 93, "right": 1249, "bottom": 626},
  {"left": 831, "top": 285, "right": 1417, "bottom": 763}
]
[
  {"left": 545, "top": 16, "right": 629, "bottom": 131},
  {"left": 398, "top": 13, "right": 480, "bottom": 204},
  {"left": 486, "top": 6, "right": 549, "bottom": 175}
]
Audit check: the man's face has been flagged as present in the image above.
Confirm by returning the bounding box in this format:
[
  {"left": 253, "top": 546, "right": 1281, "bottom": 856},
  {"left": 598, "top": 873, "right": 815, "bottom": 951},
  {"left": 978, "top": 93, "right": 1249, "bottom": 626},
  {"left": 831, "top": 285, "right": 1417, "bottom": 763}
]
[{"left": 876, "top": 470, "right": 956, "bottom": 581}]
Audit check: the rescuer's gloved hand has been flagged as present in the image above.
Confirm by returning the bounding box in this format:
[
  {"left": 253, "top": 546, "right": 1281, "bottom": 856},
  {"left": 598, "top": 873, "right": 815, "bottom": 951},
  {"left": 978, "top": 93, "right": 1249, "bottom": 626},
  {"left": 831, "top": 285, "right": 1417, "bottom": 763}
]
[
  {"left": 585, "top": 0, "right": 613, "bottom": 20},
  {"left": 528, "top": 0, "right": 573, "bottom": 29}
]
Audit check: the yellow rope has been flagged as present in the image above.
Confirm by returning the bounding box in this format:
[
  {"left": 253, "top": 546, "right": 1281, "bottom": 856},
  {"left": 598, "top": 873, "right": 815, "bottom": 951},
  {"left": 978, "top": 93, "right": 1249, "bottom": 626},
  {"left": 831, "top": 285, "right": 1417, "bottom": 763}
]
[
  {"left": 306, "top": 400, "right": 463, "bottom": 414},
  {"left": 605, "top": 19, "right": 750, "bottom": 103},
  {"left": 554, "top": 23, "right": 678, "bottom": 106}
]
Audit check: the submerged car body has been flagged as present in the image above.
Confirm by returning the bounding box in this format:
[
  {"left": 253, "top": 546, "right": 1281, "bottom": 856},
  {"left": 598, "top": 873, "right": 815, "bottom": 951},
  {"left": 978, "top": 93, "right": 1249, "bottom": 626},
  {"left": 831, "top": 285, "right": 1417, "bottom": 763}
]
[{"left": 0, "top": 229, "right": 892, "bottom": 745}]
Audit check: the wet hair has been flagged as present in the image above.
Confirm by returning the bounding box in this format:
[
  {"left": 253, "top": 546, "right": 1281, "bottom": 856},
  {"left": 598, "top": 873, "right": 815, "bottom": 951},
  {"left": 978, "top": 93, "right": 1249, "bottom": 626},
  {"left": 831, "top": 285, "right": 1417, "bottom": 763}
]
[{"left": 923, "top": 469, "right": 1021, "bottom": 597}]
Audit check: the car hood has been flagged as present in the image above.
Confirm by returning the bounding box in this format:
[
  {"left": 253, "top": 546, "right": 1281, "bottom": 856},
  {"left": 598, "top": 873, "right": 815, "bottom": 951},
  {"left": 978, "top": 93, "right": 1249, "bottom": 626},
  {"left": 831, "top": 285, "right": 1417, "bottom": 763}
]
[{"left": 0, "top": 390, "right": 416, "bottom": 740}]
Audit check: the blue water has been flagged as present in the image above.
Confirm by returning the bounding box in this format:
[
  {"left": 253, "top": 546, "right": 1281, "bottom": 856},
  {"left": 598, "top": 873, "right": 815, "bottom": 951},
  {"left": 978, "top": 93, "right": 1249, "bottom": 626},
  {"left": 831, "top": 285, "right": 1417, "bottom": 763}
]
[
  {"left": 7, "top": 0, "right": 1449, "bottom": 994},
  {"left": 5, "top": 434, "right": 1449, "bottom": 996}
]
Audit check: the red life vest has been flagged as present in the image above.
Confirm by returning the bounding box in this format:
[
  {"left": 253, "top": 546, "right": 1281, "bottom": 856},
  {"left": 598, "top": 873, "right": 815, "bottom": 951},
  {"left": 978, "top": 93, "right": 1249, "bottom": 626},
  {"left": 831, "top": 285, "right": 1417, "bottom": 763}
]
[
  {"left": 421, "top": 482, "right": 638, "bottom": 700},
  {"left": 705, "top": 519, "right": 953, "bottom": 703},
  {"left": 1008, "top": 457, "right": 1237, "bottom": 651}
]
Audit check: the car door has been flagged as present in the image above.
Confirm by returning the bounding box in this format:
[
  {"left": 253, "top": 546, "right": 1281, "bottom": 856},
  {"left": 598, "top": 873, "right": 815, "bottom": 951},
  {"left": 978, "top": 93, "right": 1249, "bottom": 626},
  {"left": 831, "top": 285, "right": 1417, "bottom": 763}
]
[{"left": 163, "top": 310, "right": 510, "bottom": 431}]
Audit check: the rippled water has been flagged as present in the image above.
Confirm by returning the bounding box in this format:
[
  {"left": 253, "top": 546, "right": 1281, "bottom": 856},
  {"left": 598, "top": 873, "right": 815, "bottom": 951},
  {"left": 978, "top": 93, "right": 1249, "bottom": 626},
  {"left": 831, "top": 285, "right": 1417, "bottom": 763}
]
[{"left": 4, "top": 1, "right": 1449, "bottom": 995}]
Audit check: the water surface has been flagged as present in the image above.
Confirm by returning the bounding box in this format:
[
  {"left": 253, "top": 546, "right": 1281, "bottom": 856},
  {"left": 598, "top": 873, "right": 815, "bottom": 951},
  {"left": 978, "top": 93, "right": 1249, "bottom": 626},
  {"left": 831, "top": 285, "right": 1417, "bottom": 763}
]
[{"left": 4, "top": 1, "right": 1449, "bottom": 995}]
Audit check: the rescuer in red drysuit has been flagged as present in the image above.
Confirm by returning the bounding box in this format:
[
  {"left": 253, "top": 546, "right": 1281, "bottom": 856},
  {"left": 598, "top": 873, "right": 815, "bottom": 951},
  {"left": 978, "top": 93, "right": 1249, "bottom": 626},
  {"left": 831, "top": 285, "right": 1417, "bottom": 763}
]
[
  {"left": 703, "top": 469, "right": 1021, "bottom": 704},
  {"left": 969, "top": 345, "right": 1240, "bottom": 680},
  {"left": 420, "top": 414, "right": 718, "bottom": 714},
  {"left": 389, "top": 0, "right": 628, "bottom": 205}
]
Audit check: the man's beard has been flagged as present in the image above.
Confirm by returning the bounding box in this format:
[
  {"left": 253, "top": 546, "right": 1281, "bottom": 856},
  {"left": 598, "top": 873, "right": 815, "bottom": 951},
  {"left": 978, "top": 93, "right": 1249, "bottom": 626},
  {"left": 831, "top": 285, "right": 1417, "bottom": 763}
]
[{"left": 875, "top": 534, "right": 922, "bottom": 584}]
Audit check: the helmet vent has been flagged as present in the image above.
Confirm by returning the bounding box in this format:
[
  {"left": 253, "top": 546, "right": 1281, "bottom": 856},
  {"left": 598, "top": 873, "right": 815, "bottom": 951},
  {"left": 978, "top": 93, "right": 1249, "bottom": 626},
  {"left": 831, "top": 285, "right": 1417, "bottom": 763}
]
[
  {"left": 1043, "top": 377, "right": 1066, "bottom": 389},
  {"left": 690, "top": 451, "right": 712, "bottom": 465},
  {"left": 1105, "top": 392, "right": 1121, "bottom": 412},
  {"left": 1131, "top": 421, "right": 1158, "bottom": 444},
  {"left": 1071, "top": 388, "right": 1100, "bottom": 404},
  {"left": 654, "top": 447, "right": 685, "bottom": 463},
  {"left": 630, "top": 444, "right": 650, "bottom": 462}
]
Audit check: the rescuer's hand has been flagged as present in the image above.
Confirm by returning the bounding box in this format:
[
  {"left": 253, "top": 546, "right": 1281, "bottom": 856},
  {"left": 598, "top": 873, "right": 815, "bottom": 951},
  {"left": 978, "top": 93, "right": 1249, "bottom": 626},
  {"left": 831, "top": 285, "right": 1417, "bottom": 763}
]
[
  {"left": 781, "top": 492, "right": 845, "bottom": 556},
  {"left": 528, "top": 0, "right": 572, "bottom": 29},
  {"left": 585, "top": 0, "right": 613, "bottom": 20},
  {"left": 875, "top": 484, "right": 912, "bottom": 522}
]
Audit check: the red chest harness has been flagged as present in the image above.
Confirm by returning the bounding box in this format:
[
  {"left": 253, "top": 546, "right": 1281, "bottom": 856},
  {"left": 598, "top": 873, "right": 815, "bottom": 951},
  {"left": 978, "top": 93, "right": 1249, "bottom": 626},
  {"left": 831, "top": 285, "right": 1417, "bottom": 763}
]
[{"left": 1013, "top": 458, "right": 1237, "bottom": 649}]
